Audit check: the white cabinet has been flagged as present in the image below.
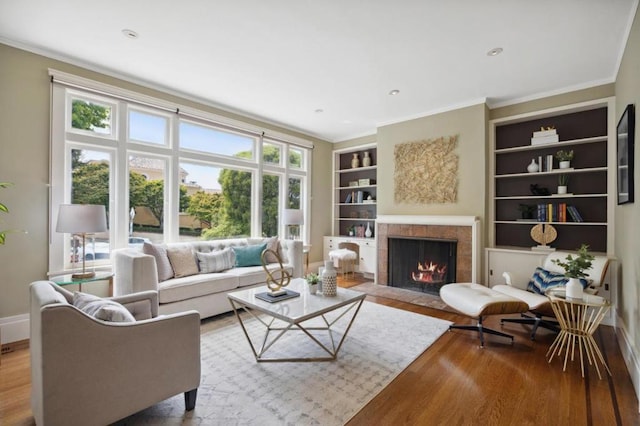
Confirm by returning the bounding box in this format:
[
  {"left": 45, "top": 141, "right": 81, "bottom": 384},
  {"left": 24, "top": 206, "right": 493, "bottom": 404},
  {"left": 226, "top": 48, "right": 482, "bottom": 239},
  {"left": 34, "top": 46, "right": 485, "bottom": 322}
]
[
  {"left": 323, "top": 236, "right": 377, "bottom": 277},
  {"left": 485, "top": 248, "right": 547, "bottom": 288}
]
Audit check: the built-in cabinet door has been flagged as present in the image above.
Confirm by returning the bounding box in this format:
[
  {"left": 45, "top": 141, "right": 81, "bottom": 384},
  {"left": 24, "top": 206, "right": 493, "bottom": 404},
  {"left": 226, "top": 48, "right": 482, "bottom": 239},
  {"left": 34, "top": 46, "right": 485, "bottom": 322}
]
[
  {"left": 485, "top": 248, "right": 547, "bottom": 288},
  {"left": 359, "top": 240, "right": 376, "bottom": 274}
]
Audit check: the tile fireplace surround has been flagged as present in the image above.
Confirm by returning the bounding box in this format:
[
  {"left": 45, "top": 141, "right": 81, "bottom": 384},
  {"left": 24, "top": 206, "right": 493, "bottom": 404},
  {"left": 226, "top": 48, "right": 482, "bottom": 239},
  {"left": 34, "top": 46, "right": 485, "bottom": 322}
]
[{"left": 376, "top": 215, "right": 481, "bottom": 286}]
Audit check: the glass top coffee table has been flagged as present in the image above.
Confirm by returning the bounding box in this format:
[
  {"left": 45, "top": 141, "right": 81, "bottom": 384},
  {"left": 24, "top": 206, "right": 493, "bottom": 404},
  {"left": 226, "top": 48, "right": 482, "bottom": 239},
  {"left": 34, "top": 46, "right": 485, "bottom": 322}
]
[{"left": 227, "top": 278, "right": 365, "bottom": 362}]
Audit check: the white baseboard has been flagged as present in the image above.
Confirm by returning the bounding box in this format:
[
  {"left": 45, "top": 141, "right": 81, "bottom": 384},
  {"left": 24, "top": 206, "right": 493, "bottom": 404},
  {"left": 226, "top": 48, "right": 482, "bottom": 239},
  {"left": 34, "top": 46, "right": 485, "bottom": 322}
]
[
  {"left": 615, "top": 313, "right": 640, "bottom": 413},
  {"left": 0, "top": 314, "right": 30, "bottom": 344}
]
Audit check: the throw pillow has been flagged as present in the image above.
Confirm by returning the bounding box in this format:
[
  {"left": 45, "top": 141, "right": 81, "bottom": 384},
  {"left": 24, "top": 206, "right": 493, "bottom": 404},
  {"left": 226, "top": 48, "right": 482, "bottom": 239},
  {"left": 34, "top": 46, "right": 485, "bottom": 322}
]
[
  {"left": 73, "top": 291, "right": 136, "bottom": 323},
  {"left": 196, "top": 248, "right": 236, "bottom": 273},
  {"left": 247, "top": 236, "right": 280, "bottom": 263},
  {"left": 142, "top": 242, "right": 174, "bottom": 282},
  {"left": 527, "top": 267, "right": 588, "bottom": 295},
  {"left": 166, "top": 245, "right": 199, "bottom": 278},
  {"left": 233, "top": 243, "right": 267, "bottom": 267}
]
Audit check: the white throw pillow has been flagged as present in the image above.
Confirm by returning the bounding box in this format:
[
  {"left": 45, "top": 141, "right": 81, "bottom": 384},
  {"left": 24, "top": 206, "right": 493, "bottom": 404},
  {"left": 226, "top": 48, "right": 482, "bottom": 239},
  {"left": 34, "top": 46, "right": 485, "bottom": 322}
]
[
  {"left": 142, "top": 242, "right": 175, "bottom": 282},
  {"left": 196, "top": 248, "right": 236, "bottom": 273},
  {"left": 73, "top": 292, "right": 136, "bottom": 323}
]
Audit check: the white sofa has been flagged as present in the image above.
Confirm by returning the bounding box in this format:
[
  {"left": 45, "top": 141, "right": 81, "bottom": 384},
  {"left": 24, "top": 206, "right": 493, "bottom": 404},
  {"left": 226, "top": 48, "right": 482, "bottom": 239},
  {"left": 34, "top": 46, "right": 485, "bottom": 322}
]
[{"left": 112, "top": 237, "right": 303, "bottom": 319}]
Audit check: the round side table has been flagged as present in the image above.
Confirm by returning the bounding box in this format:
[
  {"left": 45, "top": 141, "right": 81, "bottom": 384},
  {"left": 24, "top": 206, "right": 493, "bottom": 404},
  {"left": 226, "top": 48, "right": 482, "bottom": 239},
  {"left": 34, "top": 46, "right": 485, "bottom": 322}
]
[{"left": 545, "top": 288, "right": 611, "bottom": 379}]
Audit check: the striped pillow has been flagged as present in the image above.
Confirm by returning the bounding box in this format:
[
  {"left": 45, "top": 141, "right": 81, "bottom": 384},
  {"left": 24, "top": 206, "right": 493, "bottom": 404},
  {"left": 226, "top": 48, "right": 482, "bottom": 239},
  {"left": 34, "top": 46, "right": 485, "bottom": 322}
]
[
  {"left": 527, "top": 267, "right": 588, "bottom": 295},
  {"left": 196, "top": 248, "right": 235, "bottom": 273},
  {"left": 73, "top": 291, "right": 136, "bottom": 323}
]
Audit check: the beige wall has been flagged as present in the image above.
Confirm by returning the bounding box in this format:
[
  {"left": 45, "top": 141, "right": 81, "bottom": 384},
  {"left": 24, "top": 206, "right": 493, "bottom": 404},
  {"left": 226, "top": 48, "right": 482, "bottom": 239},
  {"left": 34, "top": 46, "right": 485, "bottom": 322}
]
[
  {"left": 376, "top": 104, "right": 487, "bottom": 220},
  {"left": 614, "top": 6, "right": 640, "bottom": 379},
  {"left": 0, "top": 43, "right": 331, "bottom": 320}
]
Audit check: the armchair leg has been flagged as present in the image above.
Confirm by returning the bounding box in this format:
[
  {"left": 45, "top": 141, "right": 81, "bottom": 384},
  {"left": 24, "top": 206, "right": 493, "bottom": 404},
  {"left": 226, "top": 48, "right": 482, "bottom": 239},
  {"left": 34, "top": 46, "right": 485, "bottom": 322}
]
[
  {"left": 184, "top": 388, "right": 198, "bottom": 411},
  {"left": 501, "top": 313, "right": 559, "bottom": 340}
]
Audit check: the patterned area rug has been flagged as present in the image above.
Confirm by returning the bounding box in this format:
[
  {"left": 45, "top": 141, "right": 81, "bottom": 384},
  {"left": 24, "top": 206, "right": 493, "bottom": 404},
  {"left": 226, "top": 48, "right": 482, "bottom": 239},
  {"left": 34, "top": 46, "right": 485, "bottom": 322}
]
[
  {"left": 115, "top": 301, "right": 450, "bottom": 425},
  {"left": 350, "top": 282, "right": 457, "bottom": 313}
]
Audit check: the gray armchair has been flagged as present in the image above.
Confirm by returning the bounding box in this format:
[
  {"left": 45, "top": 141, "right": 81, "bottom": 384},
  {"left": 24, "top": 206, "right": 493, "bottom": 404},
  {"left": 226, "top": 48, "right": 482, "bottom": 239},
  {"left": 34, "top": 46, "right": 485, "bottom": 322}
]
[{"left": 30, "top": 281, "right": 201, "bottom": 426}]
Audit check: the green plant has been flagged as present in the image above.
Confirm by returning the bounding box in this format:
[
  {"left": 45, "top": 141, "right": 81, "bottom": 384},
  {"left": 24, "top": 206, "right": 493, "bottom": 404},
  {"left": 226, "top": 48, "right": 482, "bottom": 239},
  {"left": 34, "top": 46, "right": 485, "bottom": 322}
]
[
  {"left": 555, "top": 150, "right": 574, "bottom": 162},
  {"left": 552, "top": 244, "right": 595, "bottom": 278},
  {"left": 304, "top": 272, "right": 320, "bottom": 285},
  {"left": 0, "top": 182, "right": 12, "bottom": 245},
  {"left": 558, "top": 174, "right": 569, "bottom": 186}
]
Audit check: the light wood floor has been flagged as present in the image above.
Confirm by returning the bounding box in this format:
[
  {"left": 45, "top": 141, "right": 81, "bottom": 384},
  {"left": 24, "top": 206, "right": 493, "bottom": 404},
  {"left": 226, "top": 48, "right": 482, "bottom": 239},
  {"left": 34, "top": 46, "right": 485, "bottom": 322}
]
[{"left": 2, "top": 276, "right": 638, "bottom": 425}]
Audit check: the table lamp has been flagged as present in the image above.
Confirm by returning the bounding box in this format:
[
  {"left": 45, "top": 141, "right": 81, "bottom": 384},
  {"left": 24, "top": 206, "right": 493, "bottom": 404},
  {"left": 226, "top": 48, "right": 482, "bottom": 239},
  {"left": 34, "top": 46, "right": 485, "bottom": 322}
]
[
  {"left": 283, "top": 209, "right": 303, "bottom": 240},
  {"left": 56, "top": 204, "right": 108, "bottom": 279}
]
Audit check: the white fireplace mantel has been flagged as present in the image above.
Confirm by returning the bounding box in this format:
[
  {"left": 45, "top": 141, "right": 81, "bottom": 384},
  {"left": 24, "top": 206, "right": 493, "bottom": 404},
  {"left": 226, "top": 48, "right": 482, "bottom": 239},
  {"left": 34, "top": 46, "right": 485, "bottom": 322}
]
[{"left": 376, "top": 215, "right": 481, "bottom": 283}]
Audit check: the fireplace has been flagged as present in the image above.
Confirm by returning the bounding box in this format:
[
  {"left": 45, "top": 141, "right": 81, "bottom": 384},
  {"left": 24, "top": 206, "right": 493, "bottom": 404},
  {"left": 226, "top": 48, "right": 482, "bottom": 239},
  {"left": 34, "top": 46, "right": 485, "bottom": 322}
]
[
  {"left": 388, "top": 237, "right": 457, "bottom": 295},
  {"left": 376, "top": 215, "right": 480, "bottom": 286}
]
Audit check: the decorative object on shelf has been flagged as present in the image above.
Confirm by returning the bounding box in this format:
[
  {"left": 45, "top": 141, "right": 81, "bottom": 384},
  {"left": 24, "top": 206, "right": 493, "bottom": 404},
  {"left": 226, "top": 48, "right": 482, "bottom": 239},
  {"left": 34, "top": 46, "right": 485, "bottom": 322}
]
[
  {"left": 356, "top": 224, "right": 365, "bottom": 238},
  {"left": 555, "top": 149, "right": 574, "bottom": 169},
  {"left": 518, "top": 204, "right": 536, "bottom": 220},
  {"left": 347, "top": 225, "right": 355, "bottom": 236},
  {"left": 362, "top": 151, "right": 372, "bottom": 167},
  {"left": 394, "top": 135, "right": 458, "bottom": 204},
  {"left": 557, "top": 174, "right": 569, "bottom": 195},
  {"left": 527, "top": 158, "right": 539, "bottom": 173},
  {"left": 529, "top": 184, "right": 550, "bottom": 196},
  {"left": 261, "top": 248, "right": 292, "bottom": 296},
  {"left": 304, "top": 272, "right": 320, "bottom": 295},
  {"left": 351, "top": 153, "right": 360, "bottom": 168},
  {"left": 348, "top": 181, "right": 359, "bottom": 187},
  {"left": 365, "top": 222, "right": 372, "bottom": 238},
  {"left": 531, "top": 126, "right": 559, "bottom": 145},
  {"left": 321, "top": 260, "right": 337, "bottom": 296},
  {"left": 617, "top": 104, "right": 635, "bottom": 205},
  {"left": 56, "top": 204, "right": 108, "bottom": 279},
  {"left": 551, "top": 244, "right": 595, "bottom": 300},
  {"left": 358, "top": 178, "right": 371, "bottom": 186},
  {"left": 530, "top": 223, "right": 557, "bottom": 252},
  {"left": 546, "top": 154, "right": 554, "bottom": 172}
]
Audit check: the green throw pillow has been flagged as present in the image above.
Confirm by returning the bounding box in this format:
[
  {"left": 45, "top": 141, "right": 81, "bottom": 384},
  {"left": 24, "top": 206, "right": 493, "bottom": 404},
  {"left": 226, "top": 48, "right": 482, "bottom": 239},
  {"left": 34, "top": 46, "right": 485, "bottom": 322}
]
[{"left": 233, "top": 243, "right": 267, "bottom": 267}]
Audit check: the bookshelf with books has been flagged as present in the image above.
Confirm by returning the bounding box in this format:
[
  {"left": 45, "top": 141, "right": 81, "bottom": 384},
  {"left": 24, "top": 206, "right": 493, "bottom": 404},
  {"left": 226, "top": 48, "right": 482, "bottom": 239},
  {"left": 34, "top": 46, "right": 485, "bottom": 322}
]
[
  {"left": 332, "top": 144, "right": 377, "bottom": 238},
  {"left": 489, "top": 98, "right": 615, "bottom": 253}
]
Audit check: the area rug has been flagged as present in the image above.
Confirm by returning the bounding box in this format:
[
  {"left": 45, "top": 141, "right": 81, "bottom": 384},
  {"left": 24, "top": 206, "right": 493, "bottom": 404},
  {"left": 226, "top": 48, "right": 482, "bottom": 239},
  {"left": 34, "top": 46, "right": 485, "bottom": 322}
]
[
  {"left": 350, "top": 282, "right": 456, "bottom": 313},
  {"left": 115, "top": 301, "right": 451, "bottom": 425}
]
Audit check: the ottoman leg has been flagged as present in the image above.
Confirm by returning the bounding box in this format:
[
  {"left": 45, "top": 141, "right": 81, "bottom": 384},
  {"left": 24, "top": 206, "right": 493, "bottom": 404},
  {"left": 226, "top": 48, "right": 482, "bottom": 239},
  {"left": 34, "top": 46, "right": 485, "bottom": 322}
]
[{"left": 449, "top": 316, "right": 515, "bottom": 348}]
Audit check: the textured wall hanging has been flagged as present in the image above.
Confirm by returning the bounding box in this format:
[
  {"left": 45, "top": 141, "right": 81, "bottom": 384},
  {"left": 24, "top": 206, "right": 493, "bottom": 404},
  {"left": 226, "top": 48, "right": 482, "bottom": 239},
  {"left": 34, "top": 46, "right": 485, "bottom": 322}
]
[{"left": 394, "top": 135, "right": 459, "bottom": 204}]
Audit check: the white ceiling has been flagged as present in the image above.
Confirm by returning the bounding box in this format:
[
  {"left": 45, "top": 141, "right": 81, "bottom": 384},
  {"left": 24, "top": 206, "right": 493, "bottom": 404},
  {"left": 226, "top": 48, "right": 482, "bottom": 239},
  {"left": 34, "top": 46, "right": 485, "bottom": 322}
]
[{"left": 0, "top": 0, "right": 637, "bottom": 142}]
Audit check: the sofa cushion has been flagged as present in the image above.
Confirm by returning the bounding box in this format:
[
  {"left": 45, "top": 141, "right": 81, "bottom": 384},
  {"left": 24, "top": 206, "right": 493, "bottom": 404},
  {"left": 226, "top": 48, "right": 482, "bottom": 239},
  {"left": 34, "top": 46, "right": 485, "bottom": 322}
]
[
  {"left": 196, "top": 248, "right": 235, "bottom": 273},
  {"left": 73, "top": 291, "right": 136, "bottom": 323},
  {"left": 167, "top": 245, "right": 199, "bottom": 278},
  {"left": 233, "top": 243, "right": 267, "bottom": 267},
  {"left": 158, "top": 273, "right": 239, "bottom": 304},
  {"left": 143, "top": 242, "right": 174, "bottom": 282},
  {"left": 247, "top": 237, "right": 279, "bottom": 263},
  {"left": 527, "top": 267, "right": 588, "bottom": 295}
]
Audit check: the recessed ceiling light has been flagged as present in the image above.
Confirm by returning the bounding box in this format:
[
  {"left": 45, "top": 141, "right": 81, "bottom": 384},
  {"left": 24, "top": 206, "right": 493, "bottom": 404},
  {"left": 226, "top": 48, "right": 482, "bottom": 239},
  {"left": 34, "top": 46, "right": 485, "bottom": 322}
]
[
  {"left": 314, "top": 108, "right": 324, "bottom": 113},
  {"left": 389, "top": 89, "right": 400, "bottom": 96},
  {"left": 487, "top": 47, "right": 503, "bottom": 56},
  {"left": 122, "top": 29, "right": 139, "bottom": 39}
]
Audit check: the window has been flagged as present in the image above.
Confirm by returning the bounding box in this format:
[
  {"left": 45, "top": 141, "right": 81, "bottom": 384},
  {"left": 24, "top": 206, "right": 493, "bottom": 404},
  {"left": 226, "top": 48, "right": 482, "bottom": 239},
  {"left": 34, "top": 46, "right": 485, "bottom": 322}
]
[{"left": 49, "top": 72, "right": 312, "bottom": 275}]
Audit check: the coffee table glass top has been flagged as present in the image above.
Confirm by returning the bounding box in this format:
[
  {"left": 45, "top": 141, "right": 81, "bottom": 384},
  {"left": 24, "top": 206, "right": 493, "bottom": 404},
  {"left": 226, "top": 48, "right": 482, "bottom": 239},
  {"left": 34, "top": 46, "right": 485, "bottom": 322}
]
[{"left": 227, "top": 278, "right": 365, "bottom": 323}]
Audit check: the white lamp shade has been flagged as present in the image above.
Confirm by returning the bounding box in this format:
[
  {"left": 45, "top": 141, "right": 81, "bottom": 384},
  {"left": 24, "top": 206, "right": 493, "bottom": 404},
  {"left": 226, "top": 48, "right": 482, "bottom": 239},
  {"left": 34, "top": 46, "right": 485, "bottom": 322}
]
[
  {"left": 283, "top": 209, "right": 304, "bottom": 225},
  {"left": 56, "top": 204, "right": 108, "bottom": 234}
]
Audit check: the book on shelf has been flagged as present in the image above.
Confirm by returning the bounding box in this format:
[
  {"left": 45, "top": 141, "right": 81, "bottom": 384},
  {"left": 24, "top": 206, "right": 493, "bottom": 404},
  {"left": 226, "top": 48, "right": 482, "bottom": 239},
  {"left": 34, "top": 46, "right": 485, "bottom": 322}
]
[
  {"left": 567, "top": 205, "right": 584, "bottom": 222},
  {"left": 536, "top": 203, "right": 569, "bottom": 223},
  {"left": 344, "top": 193, "right": 352, "bottom": 203},
  {"left": 533, "top": 128, "right": 557, "bottom": 138},
  {"left": 356, "top": 190, "right": 364, "bottom": 204}
]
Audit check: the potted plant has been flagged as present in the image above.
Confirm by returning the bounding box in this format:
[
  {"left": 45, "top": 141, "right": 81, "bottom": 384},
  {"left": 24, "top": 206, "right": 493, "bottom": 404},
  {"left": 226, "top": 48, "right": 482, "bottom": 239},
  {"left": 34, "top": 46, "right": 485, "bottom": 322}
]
[
  {"left": 347, "top": 225, "right": 355, "bottom": 237},
  {"left": 304, "top": 272, "right": 320, "bottom": 294},
  {"left": 555, "top": 150, "right": 574, "bottom": 169},
  {"left": 552, "top": 244, "right": 595, "bottom": 299},
  {"left": 557, "top": 174, "right": 569, "bottom": 195}
]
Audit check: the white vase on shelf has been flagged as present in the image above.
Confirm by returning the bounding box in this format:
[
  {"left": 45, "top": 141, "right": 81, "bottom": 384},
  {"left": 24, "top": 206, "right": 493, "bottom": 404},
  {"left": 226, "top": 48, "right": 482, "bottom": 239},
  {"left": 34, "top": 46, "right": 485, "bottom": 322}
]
[
  {"left": 362, "top": 151, "right": 372, "bottom": 167},
  {"left": 365, "top": 222, "right": 372, "bottom": 238},
  {"left": 527, "top": 159, "right": 539, "bottom": 173},
  {"left": 351, "top": 153, "right": 360, "bottom": 168}
]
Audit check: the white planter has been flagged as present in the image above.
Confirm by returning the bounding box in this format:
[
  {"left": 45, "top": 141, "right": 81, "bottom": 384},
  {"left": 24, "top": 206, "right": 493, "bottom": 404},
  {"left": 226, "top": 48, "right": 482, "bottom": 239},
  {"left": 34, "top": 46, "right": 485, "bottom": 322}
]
[
  {"left": 308, "top": 283, "right": 318, "bottom": 295},
  {"left": 557, "top": 186, "right": 568, "bottom": 194},
  {"left": 559, "top": 161, "right": 571, "bottom": 169},
  {"left": 566, "top": 277, "right": 583, "bottom": 299}
]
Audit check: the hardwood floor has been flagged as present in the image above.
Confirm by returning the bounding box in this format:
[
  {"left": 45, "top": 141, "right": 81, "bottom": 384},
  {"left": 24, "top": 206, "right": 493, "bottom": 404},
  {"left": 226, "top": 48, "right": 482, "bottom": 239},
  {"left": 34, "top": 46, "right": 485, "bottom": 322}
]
[{"left": 2, "top": 276, "right": 638, "bottom": 425}]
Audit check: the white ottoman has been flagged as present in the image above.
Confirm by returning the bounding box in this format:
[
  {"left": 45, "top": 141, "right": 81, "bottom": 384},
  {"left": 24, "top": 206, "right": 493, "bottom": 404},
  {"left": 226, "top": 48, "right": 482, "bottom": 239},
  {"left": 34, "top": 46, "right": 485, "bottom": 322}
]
[
  {"left": 440, "top": 283, "right": 529, "bottom": 347},
  {"left": 328, "top": 248, "right": 357, "bottom": 279}
]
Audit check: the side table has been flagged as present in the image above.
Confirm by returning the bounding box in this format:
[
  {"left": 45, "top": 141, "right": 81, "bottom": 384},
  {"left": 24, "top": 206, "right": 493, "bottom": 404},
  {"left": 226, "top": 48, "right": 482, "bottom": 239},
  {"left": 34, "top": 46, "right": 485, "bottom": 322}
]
[
  {"left": 545, "top": 288, "right": 611, "bottom": 379},
  {"left": 50, "top": 272, "right": 115, "bottom": 297}
]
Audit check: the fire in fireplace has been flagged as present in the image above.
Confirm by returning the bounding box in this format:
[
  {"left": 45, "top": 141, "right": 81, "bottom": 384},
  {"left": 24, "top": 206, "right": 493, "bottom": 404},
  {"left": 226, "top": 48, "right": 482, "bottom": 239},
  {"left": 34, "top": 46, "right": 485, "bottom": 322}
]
[{"left": 388, "top": 237, "right": 457, "bottom": 295}]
